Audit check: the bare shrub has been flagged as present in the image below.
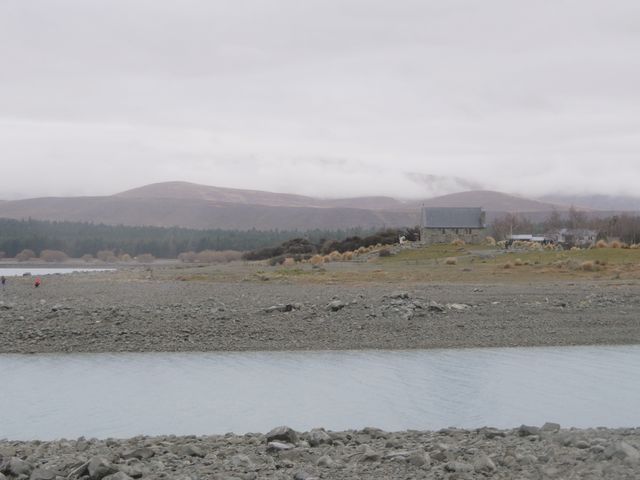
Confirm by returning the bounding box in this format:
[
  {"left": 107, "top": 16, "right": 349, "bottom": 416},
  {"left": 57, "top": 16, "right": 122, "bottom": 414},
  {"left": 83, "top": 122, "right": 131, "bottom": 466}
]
[
  {"left": 484, "top": 236, "right": 496, "bottom": 246},
  {"left": 503, "top": 261, "right": 513, "bottom": 269},
  {"left": 119, "top": 254, "right": 132, "bottom": 262},
  {"left": 451, "top": 239, "right": 465, "bottom": 247},
  {"left": 97, "top": 250, "right": 117, "bottom": 262},
  {"left": 322, "top": 255, "right": 332, "bottom": 263},
  {"left": 596, "top": 240, "right": 608, "bottom": 248},
  {"left": 445, "top": 257, "right": 457, "bottom": 265},
  {"left": 136, "top": 253, "right": 155, "bottom": 263},
  {"left": 16, "top": 249, "right": 36, "bottom": 262},
  {"left": 610, "top": 240, "right": 622, "bottom": 248},
  {"left": 39, "top": 250, "right": 68, "bottom": 262},
  {"left": 342, "top": 251, "right": 354, "bottom": 261},
  {"left": 379, "top": 248, "right": 392, "bottom": 257},
  {"left": 81, "top": 254, "right": 94, "bottom": 263},
  {"left": 282, "top": 257, "right": 296, "bottom": 267}
]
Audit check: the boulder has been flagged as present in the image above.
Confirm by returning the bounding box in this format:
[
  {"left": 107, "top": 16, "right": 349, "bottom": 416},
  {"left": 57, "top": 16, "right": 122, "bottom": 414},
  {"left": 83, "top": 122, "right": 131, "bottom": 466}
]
[
  {"left": 307, "top": 429, "right": 332, "bottom": 447},
  {"left": 607, "top": 441, "right": 640, "bottom": 465},
  {"left": 267, "top": 442, "right": 295, "bottom": 452},
  {"left": 173, "top": 444, "right": 205, "bottom": 458},
  {"left": 518, "top": 424, "right": 541, "bottom": 437},
  {"left": 266, "top": 426, "right": 299, "bottom": 444},
  {"left": 390, "top": 291, "right": 409, "bottom": 299},
  {"left": 316, "top": 456, "right": 335, "bottom": 468},
  {"left": 2, "top": 457, "right": 33, "bottom": 477},
  {"left": 474, "top": 455, "right": 496, "bottom": 473},
  {"left": 88, "top": 456, "right": 119, "bottom": 480},
  {"left": 407, "top": 451, "right": 430, "bottom": 467},
  {"left": 541, "top": 422, "right": 561, "bottom": 432},
  {"left": 427, "top": 301, "right": 446, "bottom": 313},
  {"left": 30, "top": 468, "right": 58, "bottom": 480},
  {"left": 121, "top": 447, "right": 155, "bottom": 460}
]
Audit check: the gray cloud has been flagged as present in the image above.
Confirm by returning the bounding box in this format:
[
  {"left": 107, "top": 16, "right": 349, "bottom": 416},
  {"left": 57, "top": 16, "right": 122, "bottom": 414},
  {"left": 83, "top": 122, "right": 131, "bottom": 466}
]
[{"left": 1, "top": 0, "right": 639, "bottom": 200}]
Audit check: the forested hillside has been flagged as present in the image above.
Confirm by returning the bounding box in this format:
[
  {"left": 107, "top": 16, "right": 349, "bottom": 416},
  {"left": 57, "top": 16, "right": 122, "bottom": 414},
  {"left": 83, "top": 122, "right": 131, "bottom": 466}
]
[{"left": 0, "top": 218, "right": 377, "bottom": 259}]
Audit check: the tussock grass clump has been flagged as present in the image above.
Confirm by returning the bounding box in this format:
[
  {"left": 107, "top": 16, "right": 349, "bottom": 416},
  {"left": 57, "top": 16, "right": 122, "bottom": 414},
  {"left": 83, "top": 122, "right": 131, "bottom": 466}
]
[
  {"left": 329, "top": 250, "right": 343, "bottom": 262},
  {"left": 342, "top": 251, "right": 354, "bottom": 261},
  {"left": 445, "top": 257, "right": 458, "bottom": 265},
  {"left": 39, "top": 249, "right": 69, "bottom": 262},
  {"left": 503, "top": 262, "right": 513, "bottom": 269},
  {"left": 310, "top": 254, "right": 324, "bottom": 266},
  {"left": 596, "top": 240, "right": 608, "bottom": 248},
  {"left": 631, "top": 244, "right": 640, "bottom": 249},
  {"left": 451, "top": 239, "right": 466, "bottom": 247},
  {"left": 514, "top": 258, "right": 523, "bottom": 266},
  {"left": 282, "top": 257, "right": 296, "bottom": 267},
  {"left": 580, "top": 260, "right": 596, "bottom": 271},
  {"left": 484, "top": 236, "right": 496, "bottom": 246},
  {"left": 610, "top": 240, "right": 622, "bottom": 249}
]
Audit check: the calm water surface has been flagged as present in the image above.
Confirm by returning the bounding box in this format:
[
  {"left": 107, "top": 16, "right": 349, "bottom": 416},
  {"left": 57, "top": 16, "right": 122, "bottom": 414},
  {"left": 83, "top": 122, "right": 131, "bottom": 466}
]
[
  {"left": 0, "top": 267, "right": 115, "bottom": 277},
  {"left": 1, "top": 345, "right": 639, "bottom": 440}
]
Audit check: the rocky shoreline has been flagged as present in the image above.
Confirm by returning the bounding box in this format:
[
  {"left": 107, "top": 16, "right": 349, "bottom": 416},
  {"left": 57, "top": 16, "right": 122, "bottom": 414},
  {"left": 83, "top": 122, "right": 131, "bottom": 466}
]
[
  {"left": 1, "top": 273, "right": 640, "bottom": 353},
  {"left": 1, "top": 425, "right": 639, "bottom": 479}
]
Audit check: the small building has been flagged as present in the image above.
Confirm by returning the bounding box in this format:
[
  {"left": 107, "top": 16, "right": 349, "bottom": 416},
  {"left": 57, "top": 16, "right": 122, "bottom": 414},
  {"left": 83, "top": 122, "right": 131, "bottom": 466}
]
[
  {"left": 548, "top": 228, "right": 598, "bottom": 248},
  {"left": 420, "top": 207, "right": 487, "bottom": 245}
]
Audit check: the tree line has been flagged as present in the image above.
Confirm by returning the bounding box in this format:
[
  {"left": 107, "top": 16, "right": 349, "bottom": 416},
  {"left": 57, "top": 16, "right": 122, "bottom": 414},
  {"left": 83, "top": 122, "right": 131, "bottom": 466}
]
[
  {"left": 0, "top": 218, "right": 380, "bottom": 259},
  {"left": 490, "top": 208, "right": 640, "bottom": 244}
]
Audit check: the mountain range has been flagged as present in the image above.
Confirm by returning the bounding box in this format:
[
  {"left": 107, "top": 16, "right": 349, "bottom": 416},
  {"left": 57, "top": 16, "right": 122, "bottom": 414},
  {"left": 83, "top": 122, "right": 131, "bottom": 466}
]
[{"left": 0, "top": 181, "right": 637, "bottom": 230}]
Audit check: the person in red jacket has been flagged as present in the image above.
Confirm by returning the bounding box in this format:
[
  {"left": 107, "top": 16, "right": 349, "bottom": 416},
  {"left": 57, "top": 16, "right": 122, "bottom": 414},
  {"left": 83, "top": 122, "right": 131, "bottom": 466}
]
[{"left": 34, "top": 277, "right": 41, "bottom": 288}]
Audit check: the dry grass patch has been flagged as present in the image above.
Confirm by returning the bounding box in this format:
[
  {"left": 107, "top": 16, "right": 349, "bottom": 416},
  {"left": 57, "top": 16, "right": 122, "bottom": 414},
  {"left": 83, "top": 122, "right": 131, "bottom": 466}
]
[{"left": 445, "top": 257, "right": 458, "bottom": 265}]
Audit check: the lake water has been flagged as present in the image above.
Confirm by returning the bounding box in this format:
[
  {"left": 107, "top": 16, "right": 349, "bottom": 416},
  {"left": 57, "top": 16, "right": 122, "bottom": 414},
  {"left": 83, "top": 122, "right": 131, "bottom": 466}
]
[
  {"left": 1, "top": 345, "right": 639, "bottom": 440},
  {"left": 0, "top": 267, "right": 115, "bottom": 277}
]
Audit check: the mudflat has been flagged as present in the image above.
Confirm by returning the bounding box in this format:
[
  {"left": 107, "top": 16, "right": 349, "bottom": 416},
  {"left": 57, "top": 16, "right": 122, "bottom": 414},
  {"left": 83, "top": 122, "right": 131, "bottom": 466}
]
[{"left": 1, "top": 266, "right": 639, "bottom": 353}]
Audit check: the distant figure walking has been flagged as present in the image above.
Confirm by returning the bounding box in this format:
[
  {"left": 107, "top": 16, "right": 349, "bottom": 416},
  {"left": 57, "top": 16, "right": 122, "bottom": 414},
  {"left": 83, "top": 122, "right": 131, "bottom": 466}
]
[
  {"left": 1, "top": 276, "right": 5, "bottom": 289},
  {"left": 34, "top": 277, "right": 41, "bottom": 288}
]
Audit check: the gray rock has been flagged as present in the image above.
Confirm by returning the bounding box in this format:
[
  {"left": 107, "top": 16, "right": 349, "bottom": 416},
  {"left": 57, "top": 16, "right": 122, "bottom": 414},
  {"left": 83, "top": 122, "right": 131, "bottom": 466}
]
[
  {"left": 307, "top": 429, "right": 331, "bottom": 447},
  {"left": 316, "top": 456, "right": 335, "bottom": 468},
  {"left": 266, "top": 426, "right": 299, "bottom": 444},
  {"left": 229, "top": 454, "right": 254, "bottom": 469},
  {"left": 518, "top": 424, "right": 541, "bottom": 437},
  {"left": 88, "top": 456, "right": 119, "bottom": 480},
  {"left": 292, "top": 472, "right": 317, "bottom": 480},
  {"left": 575, "top": 440, "right": 590, "bottom": 449},
  {"left": 121, "top": 447, "right": 155, "bottom": 460},
  {"left": 479, "top": 427, "right": 506, "bottom": 439},
  {"left": 326, "top": 300, "right": 345, "bottom": 312},
  {"left": 0, "top": 473, "right": 6, "bottom": 480},
  {"left": 474, "top": 455, "right": 496, "bottom": 473},
  {"left": 358, "top": 445, "right": 380, "bottom": 462},
  {"left": 102, "top": 473, "right": 134, "bottom": 480},
  {"left": 407, "top": 451, "right": 430, "bottom": 467},
  {"left": 173, "top": 444, "right": 205, "bottom": 457},
  {"left": 607, "top": 441, "right": 640, "bottom": 464},
  {"left": 265, "top": 304, "right": 294, "bottom": 313},
  {"left": 29, "top": 468, "right": 57, "bottom": 480},
  {"left": 427, "top": 301, "right": 446, "bottom": 312},
  {"left": 541, "top": 422, "right": 561, "bottom": 432},
  {"left": 448, "top": 303, "right": 471, "bottom": 311},
  {"left": 390, "top": 291, "right": 409, "bottom": 299},
  {"left": 267, "top": 441, "right": 295, "bottom": 452},
  {"left": 3, "top": 457, "right": 33, "bottom": 477},
  {"left": 444, "top": 461, "right": 472, "bottom": 473}
]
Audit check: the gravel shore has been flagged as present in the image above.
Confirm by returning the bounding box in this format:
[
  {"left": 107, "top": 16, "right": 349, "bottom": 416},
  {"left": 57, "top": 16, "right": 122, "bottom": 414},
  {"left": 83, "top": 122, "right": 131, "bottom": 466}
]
[
  {"left": 1, "top": 271, "right": 639, "bottom": 353},
  {"left": 1, "top": 425, "right": 639, "bottom": 479}
]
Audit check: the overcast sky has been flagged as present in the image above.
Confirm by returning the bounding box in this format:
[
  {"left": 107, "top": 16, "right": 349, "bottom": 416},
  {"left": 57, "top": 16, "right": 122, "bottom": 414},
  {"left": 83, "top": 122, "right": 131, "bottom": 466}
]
[{"left": 1, "top": 0, "right": 639, "bottom": 200}]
